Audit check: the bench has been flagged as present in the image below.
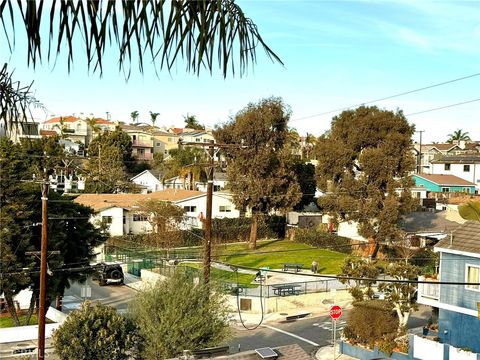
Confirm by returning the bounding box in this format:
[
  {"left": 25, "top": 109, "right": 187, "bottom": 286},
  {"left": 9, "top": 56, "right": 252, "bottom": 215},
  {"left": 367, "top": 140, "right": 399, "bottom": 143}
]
[
  {"left": 192, "top": 345, "right": 230, "bottom": 357},
  {"left": 283, "top": 263, "right": 303, "bottom": 272},
  {"left": 272, "top": 284, "right": 301, "bottom": 296}
]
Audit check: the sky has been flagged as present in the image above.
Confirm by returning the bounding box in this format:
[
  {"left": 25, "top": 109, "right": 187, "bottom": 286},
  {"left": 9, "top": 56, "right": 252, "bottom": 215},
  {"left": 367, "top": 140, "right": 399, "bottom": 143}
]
[{"left": 1, "top": 0, "right": 479, "bottom": 143}]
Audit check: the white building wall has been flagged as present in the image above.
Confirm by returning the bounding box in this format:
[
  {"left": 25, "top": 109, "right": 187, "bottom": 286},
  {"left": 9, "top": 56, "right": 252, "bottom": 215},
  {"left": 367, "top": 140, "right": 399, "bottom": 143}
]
[
  {"left": 131, "top": 172, "right": 162, "bottom": 193},
  {"left": 92, "top": 207, "right": 125, "bottom": 236},
  {"left": 431, "top": 162, "right": 480, "bottom": 191}
]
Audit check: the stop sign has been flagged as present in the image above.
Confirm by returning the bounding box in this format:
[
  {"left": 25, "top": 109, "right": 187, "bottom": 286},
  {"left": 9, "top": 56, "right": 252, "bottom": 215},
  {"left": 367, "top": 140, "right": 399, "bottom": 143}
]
[{"left": 330, "top": 305, "right": 342, "bottom": 320}]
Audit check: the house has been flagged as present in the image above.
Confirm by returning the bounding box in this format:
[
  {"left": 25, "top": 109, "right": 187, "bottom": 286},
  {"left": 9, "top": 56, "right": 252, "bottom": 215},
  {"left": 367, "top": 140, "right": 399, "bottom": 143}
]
[
  {"left": 178, "top": 130, "right": 215, "bottom": 144},
  {"left": 413, "top": 141, "right": 479, "bottom": 174},
  {"left": 413, "top": 174, "right": 476, "bottom": 194},
  {"left": 130, "top": 169, "right": 164, "bottom": 193},
  {"left": 430, "top": 155, "right": 480, "bottom": 192},
  {"left": 120, "top": 124, "right": 154, "bottom": 161},
  {"left": 74, "top": 189, "right": 240, "bottom": 236},
  {"left": 2, "top": 121, "right": 41, "bottom": 142},
  {"left": 417, "top": 220, "right": 480, "bottom": 353},
  {"left": 152, "top": 130, "right": 179, "bottom": 156}
]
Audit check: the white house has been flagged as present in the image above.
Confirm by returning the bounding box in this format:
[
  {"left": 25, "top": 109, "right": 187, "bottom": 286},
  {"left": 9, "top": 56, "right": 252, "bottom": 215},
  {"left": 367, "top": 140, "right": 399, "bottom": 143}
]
[
  {"left": 130, "top": 170, "right": 164, "bottom": 193},
  {"left": 74, "top": 189, "right": 240, "bottom": 237},
  {"left": 431, "top": 155, "right": 480, "bottom": 193}
]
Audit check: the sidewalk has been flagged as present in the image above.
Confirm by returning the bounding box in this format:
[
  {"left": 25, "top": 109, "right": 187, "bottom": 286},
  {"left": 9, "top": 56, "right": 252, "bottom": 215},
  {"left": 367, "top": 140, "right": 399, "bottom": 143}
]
[{"left": 315, "top": 345, "right": 356, "bottom": 360}]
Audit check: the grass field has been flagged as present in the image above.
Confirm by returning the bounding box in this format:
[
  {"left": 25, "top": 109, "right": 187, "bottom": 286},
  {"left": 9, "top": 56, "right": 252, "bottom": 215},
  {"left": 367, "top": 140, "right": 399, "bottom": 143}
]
[
  {"left": 219, "top": 239, "right": 347, "bottom": 274},
  {"left": 180, "top": 262, "right": 257, "bottom": 287},
  {"left": 0, "top": 314, "right": 52, "bottom": 328}
]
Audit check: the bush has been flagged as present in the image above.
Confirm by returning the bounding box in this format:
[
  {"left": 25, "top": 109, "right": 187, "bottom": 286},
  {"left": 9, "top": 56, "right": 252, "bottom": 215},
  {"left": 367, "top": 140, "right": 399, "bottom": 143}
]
[
  {"left": 211, "top": 216, "right": 285, "bottom": 243},
  {"left": 53, "top": 302, "right": 141, "bottom": 360},
  {"left": 378, "top": 338, "right": 396, "bottom": 356},
  {"left": 410, "top": 248, "right": 438, "bottom": 274},
  {"left": 293, "top": 228, "right": 352, "bottom": 254},
  {"left": 128, "top": 273, "right": 231, "bottom": 359},
  {"left": 343, "top": 300, "right": 398, "bottom": 348}
]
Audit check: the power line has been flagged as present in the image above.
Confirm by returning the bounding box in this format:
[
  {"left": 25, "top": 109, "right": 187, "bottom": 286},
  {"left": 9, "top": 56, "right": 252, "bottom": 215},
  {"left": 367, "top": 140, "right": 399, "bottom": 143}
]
[
  {"left": 406, "top": 98, "right": 480, "bottom": 117},
  {"left": 289, "top": 72, "right": 480, "bottom": 123}
]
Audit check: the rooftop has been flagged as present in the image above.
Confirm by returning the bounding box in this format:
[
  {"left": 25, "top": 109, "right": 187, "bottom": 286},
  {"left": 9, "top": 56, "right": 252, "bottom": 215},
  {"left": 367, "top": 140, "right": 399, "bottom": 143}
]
[
  {"left": 435, "top": 220, "right": 480, "bottom": 255},
  {"left": 431, "top": 155, "right": 480, "bottom": 164},
  {"left": 414, "top": 173, "right": 476, "bottom": 186}
]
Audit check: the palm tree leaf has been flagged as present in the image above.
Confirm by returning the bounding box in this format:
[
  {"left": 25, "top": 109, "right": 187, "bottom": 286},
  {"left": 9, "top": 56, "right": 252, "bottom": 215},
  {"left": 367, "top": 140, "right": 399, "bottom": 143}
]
[
  {"left": 458, "top": 201, "right": 480, "bottom": 222},
  {"left": 0, "top": 0, "right": 282, "bottom": 77}
]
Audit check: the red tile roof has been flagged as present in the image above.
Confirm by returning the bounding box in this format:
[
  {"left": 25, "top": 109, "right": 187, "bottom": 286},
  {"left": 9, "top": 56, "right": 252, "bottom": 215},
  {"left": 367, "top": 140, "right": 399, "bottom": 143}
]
[
  {"left": 94, "top": 118, "right": 114, "bottom": 125},
  {"left": 44, "top": 116, "right": 81, "bottom": 124}
]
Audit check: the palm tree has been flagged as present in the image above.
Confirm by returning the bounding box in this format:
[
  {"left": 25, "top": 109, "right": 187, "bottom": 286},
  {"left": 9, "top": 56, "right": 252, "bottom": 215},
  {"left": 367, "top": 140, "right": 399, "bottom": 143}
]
[
  {"left": 304, "top": 133, "right": 318, "bottom": 160},
  {"left": 447, "top": 129, "right": 471, "bottom": 144},
  {"left": 53, "top": 117, "right": 68, "bottom": 139},
  {"left": 459, "top": 201, "right": 480, "bottom": 222},
  {"left": 149, "top": 112, "right": 160, "bottom": 127},
  {"left": 183, "top": 114, "right": 204, "bottom": 130},
  {"left": 0, "top": 1, "right": 281, "bottom": 133},
  {"left": 130, "top": 111, "right": 139, "bottom": 124}
]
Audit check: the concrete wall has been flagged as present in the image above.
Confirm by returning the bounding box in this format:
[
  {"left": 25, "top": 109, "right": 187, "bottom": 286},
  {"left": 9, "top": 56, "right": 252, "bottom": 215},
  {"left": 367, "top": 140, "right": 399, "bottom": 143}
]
[{"left": 226, "top": 289, "right": 352, "bottom": 314}]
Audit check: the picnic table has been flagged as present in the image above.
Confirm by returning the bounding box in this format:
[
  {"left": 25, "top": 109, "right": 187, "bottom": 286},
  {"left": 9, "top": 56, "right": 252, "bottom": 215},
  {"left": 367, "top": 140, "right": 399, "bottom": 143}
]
[
  {"left": 283, "top": 263, "right": 303, "bottom": 272},
  {"left": 272, "top": 283, "right": 302, "bottom": 296}
]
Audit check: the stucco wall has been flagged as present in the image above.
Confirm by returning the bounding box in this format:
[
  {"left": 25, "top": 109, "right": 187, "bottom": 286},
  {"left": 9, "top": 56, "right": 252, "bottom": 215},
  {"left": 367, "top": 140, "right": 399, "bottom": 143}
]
[{"left": 439, "top": 308, "right": 480, "bottom": 353}]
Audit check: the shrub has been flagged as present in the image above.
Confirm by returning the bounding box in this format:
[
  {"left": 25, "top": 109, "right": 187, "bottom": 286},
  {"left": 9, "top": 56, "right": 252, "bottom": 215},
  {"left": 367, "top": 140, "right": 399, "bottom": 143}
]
[
  {"left": 128, "top": 273, "right": 231, "bottom": 359},
  {"left": 211, "top": 215, "right": 285, "bottom": 243},
  {"left": 378, "top": 338, "right": 396, "bottom": 356},
  {"left": 410, "top": 248, "right": 438, "bottom": 274},
  {"left": 53, "top": 302, "right": 141, "bottom": 360},
  {"left": 343, "top": 300, "right": 398, "bottom": 348},
  {"left": 293, "top": 228, "right": 352, "bottom": 254}
]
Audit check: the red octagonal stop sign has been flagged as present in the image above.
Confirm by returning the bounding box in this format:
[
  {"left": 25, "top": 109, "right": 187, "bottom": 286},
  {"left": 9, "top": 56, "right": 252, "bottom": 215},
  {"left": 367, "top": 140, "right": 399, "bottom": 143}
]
[{"left": 330, "top": 305, "right": 342, "bottom": 320}]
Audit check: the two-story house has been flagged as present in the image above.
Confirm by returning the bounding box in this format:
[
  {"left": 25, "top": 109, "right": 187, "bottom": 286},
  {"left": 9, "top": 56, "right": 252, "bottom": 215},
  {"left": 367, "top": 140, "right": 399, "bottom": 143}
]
[
  {"left": 152, "top": 130, "right": 179, "bottom": 157},
  {"left": 121, "top": 124, "right": 155, "bottom": 161},
  {"left": 431, "top": 155, "right": 480, "bottom": 193},
  {"left": 413, "top": 174, "right": 476, "bottom": 195},
  {"left": 417, "top": 220, "right": 480, "bottom": 352}
]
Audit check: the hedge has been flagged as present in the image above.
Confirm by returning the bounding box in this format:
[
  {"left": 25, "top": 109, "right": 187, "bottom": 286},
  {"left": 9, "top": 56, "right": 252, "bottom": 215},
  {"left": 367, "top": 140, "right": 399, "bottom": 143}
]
[{"left": 293, "top": 228, "right": 352, "bottom": 254}]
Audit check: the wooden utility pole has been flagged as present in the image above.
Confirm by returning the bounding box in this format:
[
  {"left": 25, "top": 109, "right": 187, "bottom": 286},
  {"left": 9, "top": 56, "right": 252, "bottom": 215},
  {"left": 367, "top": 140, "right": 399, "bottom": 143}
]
[
  {"left": 38, "top": 179, "right": 49, "bottom": 359},
  {"left": 203, "top": 140, "right": 215, "bottom": 284}
]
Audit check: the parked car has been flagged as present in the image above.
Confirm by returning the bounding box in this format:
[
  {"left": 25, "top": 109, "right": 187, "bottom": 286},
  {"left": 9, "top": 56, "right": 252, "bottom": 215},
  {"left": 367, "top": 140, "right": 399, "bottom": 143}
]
[{"left": 94, "top": 263, "right": 124, "bottom": 286}]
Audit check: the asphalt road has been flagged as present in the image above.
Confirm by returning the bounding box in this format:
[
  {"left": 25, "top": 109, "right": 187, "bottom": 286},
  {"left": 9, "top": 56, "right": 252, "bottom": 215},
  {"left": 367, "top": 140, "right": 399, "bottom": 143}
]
[
  {"left": 63, "top": 275, "right": 138, "bottom": 312},
  {"left": 227, "top": 305, "right": 432, "bottom": 354}
]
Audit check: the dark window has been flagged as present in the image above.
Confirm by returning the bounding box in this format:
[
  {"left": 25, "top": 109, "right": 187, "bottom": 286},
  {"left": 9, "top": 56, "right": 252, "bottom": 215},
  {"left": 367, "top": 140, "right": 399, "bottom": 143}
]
[
  {"left": 442, "top": 187, "right": 450, "bottom": 193},
  {"left": 183, "top": 206, "right": 196, "bottom": 212},
  {"left": 102, "top": 216, "right": 112, "bottom": 224},
  {"left": 444, "top": 164, "right": 451, "bottom": 171},
  {"left": 133, "top": 214, "right": 147, "bottom": 221},
  {"left": 464, "top": 165, "right": 470, "bottom": 172}
]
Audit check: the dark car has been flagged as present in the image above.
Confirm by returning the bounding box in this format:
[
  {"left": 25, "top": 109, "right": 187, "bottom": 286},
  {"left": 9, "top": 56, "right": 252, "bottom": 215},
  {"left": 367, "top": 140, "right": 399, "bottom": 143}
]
[{"left": 94, "top": 263, "right": 124, "bottom": 286}]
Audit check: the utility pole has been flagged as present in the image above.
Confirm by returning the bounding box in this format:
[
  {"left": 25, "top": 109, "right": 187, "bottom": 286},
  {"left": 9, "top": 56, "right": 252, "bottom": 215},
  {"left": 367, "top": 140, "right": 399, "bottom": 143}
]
[
  {"left": 178, "top": 140, "right": 245, "bottom": 284},
  {"left": 38, "top": 177, "right": 49, "bottom": 360},
  {"left": 416, "top": 130, "right": 425, "bottom": 174},
  {"left": 204, "top": 140, "right": 215, "bottom": 284}
]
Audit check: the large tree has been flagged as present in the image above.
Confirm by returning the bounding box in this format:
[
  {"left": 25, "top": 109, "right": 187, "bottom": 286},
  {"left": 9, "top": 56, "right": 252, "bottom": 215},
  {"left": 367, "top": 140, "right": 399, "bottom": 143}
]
[
  {"left": 315, "top": 106, "right": 417, "bottom": 257},
  {"left": 183, "top": 114, "right": 205, "bottom": 130},
  {"left": 164, "top": 146, "right": 207, "bottom": 189},
  {"left": 215, "top": 97, "right": 301, "bottom": 249}
]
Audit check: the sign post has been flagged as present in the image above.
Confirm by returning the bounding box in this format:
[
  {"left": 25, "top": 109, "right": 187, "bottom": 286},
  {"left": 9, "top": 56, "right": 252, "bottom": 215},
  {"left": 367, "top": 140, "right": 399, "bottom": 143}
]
[{"left": 330, "top": 305, "right": 342, "bottom": 360}]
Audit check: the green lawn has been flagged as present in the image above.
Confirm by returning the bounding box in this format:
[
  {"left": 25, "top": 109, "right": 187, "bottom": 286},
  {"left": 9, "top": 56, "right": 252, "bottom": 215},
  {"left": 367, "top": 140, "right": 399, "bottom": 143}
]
[
  {"left": 220, "top": 239, "right": 347, "bottom": 274},
  {"left": 180, "top": 262, "right": 257, "bottom": 287},
  {"left": 0, "top": 314, "right": 52, "bottom": 328}
]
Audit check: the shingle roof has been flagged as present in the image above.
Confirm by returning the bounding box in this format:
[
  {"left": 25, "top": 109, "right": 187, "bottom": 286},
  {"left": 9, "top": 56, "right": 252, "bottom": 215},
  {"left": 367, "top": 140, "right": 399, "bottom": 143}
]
[
  {"left": 415, "top": 174, "right": 475, "bottom": 186},
  {"left": 431, "top": 155, "right": 480, "bottom": 164},
  {"left": 74, "top": 189, "right": 203, "bottom": 212},
  {"left": 435, "top": 220, "right": 480, "bottom": 255},
  {"left": 213, "top": 344, "right": 312, "bottom": 360}
]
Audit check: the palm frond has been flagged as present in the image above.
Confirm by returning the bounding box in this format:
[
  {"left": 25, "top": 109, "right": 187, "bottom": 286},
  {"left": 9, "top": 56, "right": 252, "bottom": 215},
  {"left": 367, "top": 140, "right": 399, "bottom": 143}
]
[
  {"left": 0, "top": 0, "right": 282, "bottom": 77},
  {"left": 0, "top": 63, "right": 43, "bottom": 135}
]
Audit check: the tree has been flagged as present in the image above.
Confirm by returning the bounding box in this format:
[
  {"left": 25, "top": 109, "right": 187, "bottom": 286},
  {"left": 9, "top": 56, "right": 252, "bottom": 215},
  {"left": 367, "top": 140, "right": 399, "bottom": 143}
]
[
  {"left": 128, "top": 273, "right": 230, "bottom": 359},
  {"left": 458, "top": 201, "right": 480, "bottom": 222},
  {"left": 447, "top": 129, "right": 471, "bottom": 144},
  {"left": 141, "top": 200, "right": 185, "bottom": 249},
  {"left": 303, "top": 133, "right": 317, "bottom": 160},
  {"left": 1, "top": 1, "right": 281, "bottom": 77},
  {"left": 86, "top": 116, "right": 101, "bottom": 138},
  {"left": 292, "top": 161, "right": 317, "bottom": 211},
  {"left": 339, "top": 257, "right": 380, "bottom": 302},
  {"left": 378, "top": 262, "right": 419, "bottom": 332},
  {"left": 149, "top": 111, "right": 160, "bottom": 127},
  {"left": 53, "top": 302, "right": 141, "bottom": 360},
  {"left": 315, "top": 106, "right": 417, "bottom": 258},
  {"left": 164, "top": 146, "right": 207, "bottom": 188},
  {"left": 183, "top": 113, "right": 205, "bottom": 130},
  {"left": 130, "top": 111, "right": 140, "bottom": 124},
  {"left": 215, "top": 97, "right": 301, "bottom": 249}
]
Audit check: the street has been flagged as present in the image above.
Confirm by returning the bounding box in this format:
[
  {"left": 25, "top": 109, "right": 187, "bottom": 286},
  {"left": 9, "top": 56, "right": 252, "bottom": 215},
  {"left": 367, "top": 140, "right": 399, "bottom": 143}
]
[{"left": 227, "top": 305, "right": 432, "bottom": 354}]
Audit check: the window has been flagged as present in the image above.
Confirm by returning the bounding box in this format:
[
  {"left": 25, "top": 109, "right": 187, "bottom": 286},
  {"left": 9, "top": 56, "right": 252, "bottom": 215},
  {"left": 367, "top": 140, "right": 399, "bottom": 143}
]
[
  {"left": 463, "top": 187, "right": 471, "bottom": 193},
  {"left": 441, "top": 187, "right": 450, "bottom": 193},
  {"left": 168, "top": 137, "right": 173, "bottom": 142},
  {"left": 195, "top": 138, "right": 201, "bottom": 142},
  {"left": 156, "top": 142, "right": 161, "bottom": 146},
  {"left": 219, "top": 205, "right": 232, "bottom": 212},
  {"left": 184, "top": 206, "right": 197, "bottom": 212},
  {"left": 102, "top": 216, "right": 112, "bottom": 225},
  {"left": 133, "top": 214, "right": 148, "bottom": 221},
  {"left": 466, "top": 265, "right": 480, "bottom": 290},
  {"left": 464, "top": 165, "right": 470, "bottom": 172},
  {"left": 213, "top": 185, "right": 221, "bottom": 192},
  {"left": 444, "top": 164, "right": 451, "bottom": 171}
]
